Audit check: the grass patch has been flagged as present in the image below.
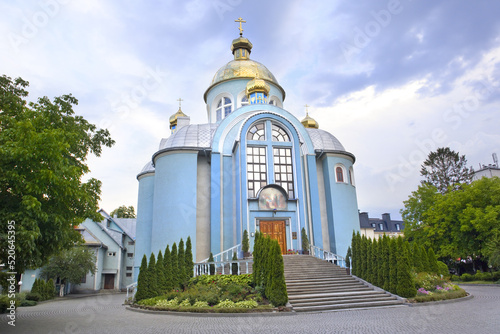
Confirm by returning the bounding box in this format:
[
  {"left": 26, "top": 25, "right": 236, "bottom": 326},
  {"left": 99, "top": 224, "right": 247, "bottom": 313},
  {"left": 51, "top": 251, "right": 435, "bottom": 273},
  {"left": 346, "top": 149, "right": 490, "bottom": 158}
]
[{"left": 409, "top": 289, "right": 467, "bottom": 303}]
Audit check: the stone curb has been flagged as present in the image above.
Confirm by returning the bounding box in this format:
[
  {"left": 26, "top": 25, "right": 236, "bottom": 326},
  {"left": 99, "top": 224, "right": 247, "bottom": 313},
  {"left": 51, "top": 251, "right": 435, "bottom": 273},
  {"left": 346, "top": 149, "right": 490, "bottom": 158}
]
[
  {"left": 407, "top": 293, "right": 474, "bottom": 307},
  {"left": 126, "top": 306, "right": 296, "bottom": 317}
]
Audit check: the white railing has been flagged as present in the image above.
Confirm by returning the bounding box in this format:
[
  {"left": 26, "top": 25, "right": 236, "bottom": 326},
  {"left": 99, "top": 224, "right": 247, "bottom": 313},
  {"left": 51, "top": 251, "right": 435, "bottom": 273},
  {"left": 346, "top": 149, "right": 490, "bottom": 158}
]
[
  {"left": 126, "top": 282, "right": 137, "bottom": 299},
  {"left": 193, "top": 259, "right": 253, "bottom": 277},
  {"left": 199, "top": 244, "right": 242, "bottom": 263},
  {"left": 310, "top": 245, "right": 347, "bottom": 268}
]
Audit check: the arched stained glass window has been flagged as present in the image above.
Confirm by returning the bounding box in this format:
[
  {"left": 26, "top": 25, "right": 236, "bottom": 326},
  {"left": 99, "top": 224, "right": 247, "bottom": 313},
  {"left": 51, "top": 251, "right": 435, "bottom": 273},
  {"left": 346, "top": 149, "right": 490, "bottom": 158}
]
[
  {"left": 271, "top": 124, "right": 290, "bottom": 142},
  {"left": 247, "top": 122, "right": 265, "bottom": 141}
]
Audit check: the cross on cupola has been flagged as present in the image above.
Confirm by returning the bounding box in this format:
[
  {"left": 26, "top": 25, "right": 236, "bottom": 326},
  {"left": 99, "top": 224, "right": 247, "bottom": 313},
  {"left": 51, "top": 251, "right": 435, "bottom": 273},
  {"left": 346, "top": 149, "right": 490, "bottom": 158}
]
[
  {"left": 301, "top": 104, "right": 319, "bottom": 129},
  {"left": 177, "top": 98, "right": 184, "bottom": 109},
  {"left": 235, "top": 17, "right": 246, "bottom": 36},
  {"left": 169, "top": 98, "right": 190, "bottom": 134}
]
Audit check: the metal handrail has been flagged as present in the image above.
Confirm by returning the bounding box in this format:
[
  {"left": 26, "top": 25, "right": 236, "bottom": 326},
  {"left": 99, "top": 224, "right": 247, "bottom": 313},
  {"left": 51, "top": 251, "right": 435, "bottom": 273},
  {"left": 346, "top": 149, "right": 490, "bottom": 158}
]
[
  {"left": 310, "top": 245, "right": 347, "bottom": 268},
  {"left": 126, "top": 282, "right": 137, "bottom": 299},
  {"left": 199, "top": 243, "right": 242, "bottom": 263},
  {"left": 193, "top": 258, "right": 253, "bottom": 277}
]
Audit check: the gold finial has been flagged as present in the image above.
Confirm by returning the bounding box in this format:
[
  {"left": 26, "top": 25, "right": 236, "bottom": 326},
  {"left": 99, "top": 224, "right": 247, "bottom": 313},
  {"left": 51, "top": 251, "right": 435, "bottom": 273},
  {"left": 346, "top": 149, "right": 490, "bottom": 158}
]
[
  {"left": 304, "top": 104, "right": 310, "bottom": 114},
  {"left": 235, "top": 17, "right": 246, "bottom": 36},
  {"left": 177, "top": 98, "right": 184, "bottom": 109}
]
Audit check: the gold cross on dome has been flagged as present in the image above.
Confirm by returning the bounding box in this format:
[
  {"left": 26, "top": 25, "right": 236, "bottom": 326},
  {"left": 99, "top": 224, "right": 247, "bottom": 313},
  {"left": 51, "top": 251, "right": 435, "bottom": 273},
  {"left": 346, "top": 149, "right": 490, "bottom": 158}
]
[
  {"left": 235, "top": 17, "right": 246, "bottom": 36},
  {"left": 177, "top": 98, "right": 184, "bottom": 109},
  {"left": 304, "top": 104, "right": 310, "bottom": 115}
]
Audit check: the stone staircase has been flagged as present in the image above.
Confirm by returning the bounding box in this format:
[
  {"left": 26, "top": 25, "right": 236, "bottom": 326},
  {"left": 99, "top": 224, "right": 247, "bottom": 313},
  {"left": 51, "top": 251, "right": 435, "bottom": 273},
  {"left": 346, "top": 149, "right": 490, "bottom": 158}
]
[{"left": 283, "top": 255, "right": 404, "bottom": 312}]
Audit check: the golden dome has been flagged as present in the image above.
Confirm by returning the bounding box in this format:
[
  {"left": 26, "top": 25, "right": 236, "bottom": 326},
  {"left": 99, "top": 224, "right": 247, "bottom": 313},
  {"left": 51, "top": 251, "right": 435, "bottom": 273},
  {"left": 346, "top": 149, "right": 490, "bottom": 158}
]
[
  {"left": 169, "top": 108, "right": 188, "bottom": 124},
  {"left": 246, "top": 75, "right": 270, "bottom": 96},
  {"left": 301, "top": 113, "right": 319, "bottom": 129},
  {"left": 204, "top": 36, "right": 285, "bottom": 102}
]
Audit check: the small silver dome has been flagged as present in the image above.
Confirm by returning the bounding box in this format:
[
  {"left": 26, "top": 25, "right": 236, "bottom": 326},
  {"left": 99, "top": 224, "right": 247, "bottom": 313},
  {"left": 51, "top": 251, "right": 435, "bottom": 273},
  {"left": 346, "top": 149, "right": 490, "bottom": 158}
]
[
  {"left": 306, "top": 128, "right": 346, "bottom": 152},
  {"left": 160, "top": 123, "right": 218, "bottom": 150}
]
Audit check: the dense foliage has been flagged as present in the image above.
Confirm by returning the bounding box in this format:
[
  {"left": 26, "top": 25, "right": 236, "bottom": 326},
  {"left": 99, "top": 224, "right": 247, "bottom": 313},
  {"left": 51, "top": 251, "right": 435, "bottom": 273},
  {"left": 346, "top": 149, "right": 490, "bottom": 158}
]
[
  {"left": 41, "top": 246, "right": 96, "bottom": 285},
  {"left": 420, "top": 147, "right": 474, "bottom": 194},
  {"left": 402, "top": 177, "right": 500, "bottom": 268},
  {"left": 0, "top": 75, "right": 114, "bottom": 275},
  {"left": 109, "top": 205, "right": 136, "bottom": 218}
]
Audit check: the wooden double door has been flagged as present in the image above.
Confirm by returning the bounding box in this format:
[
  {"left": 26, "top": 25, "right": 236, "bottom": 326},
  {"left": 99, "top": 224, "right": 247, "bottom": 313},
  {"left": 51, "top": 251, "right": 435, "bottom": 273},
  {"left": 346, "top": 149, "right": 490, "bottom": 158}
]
[{"left": 260, "top": 220, "right": 287, "bottom": 254}]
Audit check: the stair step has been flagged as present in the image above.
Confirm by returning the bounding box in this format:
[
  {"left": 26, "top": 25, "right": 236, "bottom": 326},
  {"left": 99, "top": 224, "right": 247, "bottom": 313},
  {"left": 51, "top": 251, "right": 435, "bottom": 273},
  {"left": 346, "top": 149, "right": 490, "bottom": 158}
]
[{"left": 292, "top": 300, "right": 404, "bottom": 312}]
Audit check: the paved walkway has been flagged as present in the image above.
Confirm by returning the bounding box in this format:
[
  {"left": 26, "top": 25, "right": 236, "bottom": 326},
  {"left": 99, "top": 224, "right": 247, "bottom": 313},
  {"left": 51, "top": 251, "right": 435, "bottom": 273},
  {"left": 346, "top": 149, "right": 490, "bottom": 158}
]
[{"left": 1, "top": 285, "right": 499, "bottom": 333}]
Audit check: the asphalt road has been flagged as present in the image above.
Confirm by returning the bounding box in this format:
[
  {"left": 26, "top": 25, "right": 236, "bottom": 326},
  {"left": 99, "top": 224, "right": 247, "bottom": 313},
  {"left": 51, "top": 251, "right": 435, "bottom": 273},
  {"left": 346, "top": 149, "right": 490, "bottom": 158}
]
[{"left": 1, "top": 285, "right": 499, "bottom": 333}]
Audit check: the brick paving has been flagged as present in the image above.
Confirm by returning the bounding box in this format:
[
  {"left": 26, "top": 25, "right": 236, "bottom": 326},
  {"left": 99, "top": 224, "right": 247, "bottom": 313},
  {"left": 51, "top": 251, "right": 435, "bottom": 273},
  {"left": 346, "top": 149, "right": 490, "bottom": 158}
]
[{"left": 1, "top": 285, "right": 499, "bottom": 333}]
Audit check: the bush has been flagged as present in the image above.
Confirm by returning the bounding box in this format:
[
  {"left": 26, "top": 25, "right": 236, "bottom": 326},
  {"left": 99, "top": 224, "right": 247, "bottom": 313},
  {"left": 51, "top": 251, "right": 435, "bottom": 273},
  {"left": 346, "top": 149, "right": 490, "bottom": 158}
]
[
  {"left": 215, "top": 299, "right": 236, "bottom": 308},
  {"left": 25, "top": 292, "right": 42, "bottom": 302},
  {"left": 20, "top": 299, "right": 37, "bottom": 307},
  {"left": 492, "top": 271, "right": 500, "bottom": 281},
  {"left": 474, "top": 272, "right": 492, "bottom": 281},
  {"left": 413, "top": 289, "right": 467, "bottom": 302},
  {"left": 301, "top": 228, "right": 310, "bottom": 252},
  {"left": 242, "top": 230, "right": 250, "bottom": 253},
  {"left": 460, "top": 273, "right": 474, "bottom": 282},
  {"left": 414, "top": 273, "right": 448, "bottom": 291},
  {"left": 436, "top": 261, "right": 449, "bottom": 277}
]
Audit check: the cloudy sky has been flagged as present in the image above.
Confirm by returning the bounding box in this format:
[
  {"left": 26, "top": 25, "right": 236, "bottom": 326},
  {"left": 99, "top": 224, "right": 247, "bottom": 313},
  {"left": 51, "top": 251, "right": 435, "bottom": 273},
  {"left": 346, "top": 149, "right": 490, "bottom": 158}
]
[{"left": 1, "top": 0, "right": 499, "bottom": 220}]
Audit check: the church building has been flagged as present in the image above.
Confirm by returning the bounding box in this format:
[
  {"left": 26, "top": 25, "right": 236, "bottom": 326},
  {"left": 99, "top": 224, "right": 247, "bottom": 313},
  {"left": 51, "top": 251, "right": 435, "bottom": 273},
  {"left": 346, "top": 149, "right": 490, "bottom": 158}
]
[{"left": 134, "top": 21, "right": 360, "bottom": 280}]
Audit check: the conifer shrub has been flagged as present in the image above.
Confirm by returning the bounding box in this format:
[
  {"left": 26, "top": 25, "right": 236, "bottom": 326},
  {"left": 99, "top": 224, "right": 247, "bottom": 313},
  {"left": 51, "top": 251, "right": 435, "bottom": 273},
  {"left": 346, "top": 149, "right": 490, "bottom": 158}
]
[
  {"left": 147, "top": 253, "right": 158, "bottom": 299},
  {"left": 350, "top": 231, "right": 357, "bottom": 275},
  {"left": 185, "top": 236, "right": 194, "bottom": 282},
  {"left": 345, "top": 246, "right": 351, "bottom": 269},
  {"left": 301, "top": 227, "right": 310, "bottom": 253},
  {"left": 372, "top": 239, "right": 379, "bottom": 287},
  {"left": 381, "top": 235, "right": 390, "bottom": 292},
  {"left": 427, "top": 248, "right": 439, "bottom": 274},
  {"left": 163, "top": 245, "right": 173, "bottom": 291},
  {"left": 46, "top": 278, "right": 56, "bottom": 300},
  {"left": 266, "top": 240, "right": 288, "bottom": 307},
  {"left": 420, "top": 246, "right": 430, "bottom": 272},
  {"left": 366, "top": 237, "right": 373, "bottom": 283},
  {"left": 231, "top": 252, "right": 238, "bottom": 275},
  {"left": 437, "top": 261, "right": 449, "bottom": 277},
  {"left": 396, "top": 238, "right": 417, "bottom": 298},
  {"left": 135, "top": 255, "right": 149, "bottom": 302},
  {"left": 171, "top": 243, "right": 179, "bottom": 288},
  {"left": 388, "top": 237, "right": 398, "bottom": 294},
  {"left": 156, "top": 250, "right": 166, "bottom": 295},
  {"left": 178, "top": 239, "right": 186, "bottom": 288},
  {"left": 208, "top": 252, "right": 215, "bottom": 275},
  {"left": 242, "top": 230, "right": 250, "bottom": 253},
  {"left": 360, "top": 235, "right": 367, "bottom": 280},
  {"left": 252, "top": 232, "right": 262, "bottom": 286}
]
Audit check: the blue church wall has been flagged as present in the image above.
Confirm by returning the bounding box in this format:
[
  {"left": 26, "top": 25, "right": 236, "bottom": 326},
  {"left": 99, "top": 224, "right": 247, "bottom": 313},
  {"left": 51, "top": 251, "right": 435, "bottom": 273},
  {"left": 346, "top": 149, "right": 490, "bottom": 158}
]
[
  {"left": 234, "top": 144, "right": 242, "bottom": 246},
  {"left": 210, "top": 152, "right": 222, "bottom": 255},
  {"left": 151, "top": 151, "right": 198, "bottom": 258},
  {"left": 321, "top": 154, "right": 360, "bottom": 258},
  {"left": 222, "top": 154, "right": 236, "bottom": 251},
  {"left": 305, "top": 154, "right": 323, "bottom": 249},
  {"left": 134, "top": 173, "right": 154, "bottom": 280}
]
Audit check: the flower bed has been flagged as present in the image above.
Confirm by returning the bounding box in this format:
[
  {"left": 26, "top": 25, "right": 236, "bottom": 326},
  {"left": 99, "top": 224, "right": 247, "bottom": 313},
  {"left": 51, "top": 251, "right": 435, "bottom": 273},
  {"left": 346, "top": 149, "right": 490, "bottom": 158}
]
[
  {"left": 133, "top": 274, "right": 290, "bottom": 313},
  {"left": 409, "top": 273, "right": 467, "bottom": 303}
]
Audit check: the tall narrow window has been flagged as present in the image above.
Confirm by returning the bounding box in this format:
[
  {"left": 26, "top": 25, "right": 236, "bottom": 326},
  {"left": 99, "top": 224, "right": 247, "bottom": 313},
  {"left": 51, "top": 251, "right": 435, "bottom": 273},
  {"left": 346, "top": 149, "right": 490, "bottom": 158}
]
[
  {"left": 247, "top": 147, "right": 267, "bottom": 197},
  {"left": 241, "top": 95, "right": 249, "bottom": 107},
  {"left": 216, "top": 97, "right": 232, "bottom": 121},
  {"left": 336, "top": 167, "right": 344, "bottom": 183},
  {"left": 274, "top": 148, "right": 294, "bottom": 198}
]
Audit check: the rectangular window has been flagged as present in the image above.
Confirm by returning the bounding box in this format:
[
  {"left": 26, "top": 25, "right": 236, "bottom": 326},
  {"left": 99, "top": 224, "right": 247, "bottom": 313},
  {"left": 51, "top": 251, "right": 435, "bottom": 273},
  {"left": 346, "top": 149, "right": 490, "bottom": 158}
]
[
  {"left": 273, "top": 147, "right": 294, "bottom": 198},
  {"left": 126, "top": 266, "right": 133, "bottom": 271},
  {"left": 127, "top": 253, "right": 133, "bottom": 258},
  {"left": 396, "top": 224, "right": 400, "bottom": 231},
  {"left": 126, "top": 273, "right": 132, "bottom": 277},
  {"left": 247, "top": 146, "right": 267, "bottom": 197},
  {"left": 81, "top": 275, "right": 86, "bottom": 284},
  {"left": 379, "top": 223, "right": 384, "bottom": 230}
]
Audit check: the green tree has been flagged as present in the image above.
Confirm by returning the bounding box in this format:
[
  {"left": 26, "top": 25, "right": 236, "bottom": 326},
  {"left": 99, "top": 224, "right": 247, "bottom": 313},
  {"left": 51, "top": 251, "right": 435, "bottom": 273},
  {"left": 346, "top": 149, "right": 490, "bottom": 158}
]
[
  {"left": 109, "top": 205, "right": 136, "bottom": 218},
  {"left": 420, "top": 147, "right": 474, "bottom": 194},
  {"left": 427, "top": 248, "right": 439, "bottom": 274},
  {"left": 345, "top": 246, "right": 351, "bottom": 270},
  {"left": 177, "top": 239, "right": 185, "bottom": 288},
  {"left": 156, "top": 250, "right": 165, "bottom": 294},
  {"left": 412, "top": 243, "right": 424, "bottom": 273},
  {"left": 388, "top": 237, "right": 398, "bottom": 294},
  {"left": 185, "top": 236, "right": 194, "bottom": 282},
  {"left": 163, "top": 245, "right": 173, "bottom": 291},
  {"left": 41, "top": 246, "right": 96, "bottom": 286},
  {"left": 267, "top": 240, "right": 288, "bottom": 307},
  {"left": 403, "top": 177, "right": 500, "bottom": 266},
  {"left": 371, "top": 239, "right": 379, "bottom": 287},
  {"left": 253, "top": 232, "right": 262, "bottom": 285},
  {"left": 396, "top": 239, "right": 417, "bottom": 298},
  {"left": 301, "top": 227, "right": 310, "bottom": 252},
  {"left": 420, "top": 246, "right": 430, "bottom": 273},
  {"left": 366, "top": 237, "right": 373, "bottom": 283},
  {"left": 208, "top": 252, "right": 215, "bottom": 275},
  {"left": 484, "top": 231, "right": 500, "bottom": 270},
  {"left": 0, "top": 75, "right": 114, "bottom": 275},
  {"left": 135, "top": 255, "right": 148, "bottom": 301},
  {"left": 231, "top": 252, "right": 238, "bottom": 275},
  {"left": 170, "top": 243, "right": 178, "bottom": 288},
  {"left": 381, "top": 235, "right": 390, "bottom": 291},
  {"left": 45, "top": 278, "right": 56, "bottom": 300},
  {"left": 242, "top": 230, "right": 250, "bottom": 253},
  {"left": 147, "top": 253, "right": 157, "bottom": 299}
]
